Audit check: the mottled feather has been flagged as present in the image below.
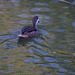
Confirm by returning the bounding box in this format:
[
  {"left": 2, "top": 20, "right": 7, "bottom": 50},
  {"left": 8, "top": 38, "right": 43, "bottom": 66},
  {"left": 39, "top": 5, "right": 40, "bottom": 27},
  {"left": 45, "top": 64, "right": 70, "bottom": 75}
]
[
  {"left": 21, "top": 26, "right": 37, "bottom": 34},
  {"left": 18, "top": 16, "right": 39, "bottom": 38}
]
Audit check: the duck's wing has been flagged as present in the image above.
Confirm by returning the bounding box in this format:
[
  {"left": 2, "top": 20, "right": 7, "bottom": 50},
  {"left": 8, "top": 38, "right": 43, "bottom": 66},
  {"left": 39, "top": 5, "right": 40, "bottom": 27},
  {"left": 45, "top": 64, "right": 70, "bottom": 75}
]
[{"left": 21, "top": 26, "right": 37, "bottom": 34}]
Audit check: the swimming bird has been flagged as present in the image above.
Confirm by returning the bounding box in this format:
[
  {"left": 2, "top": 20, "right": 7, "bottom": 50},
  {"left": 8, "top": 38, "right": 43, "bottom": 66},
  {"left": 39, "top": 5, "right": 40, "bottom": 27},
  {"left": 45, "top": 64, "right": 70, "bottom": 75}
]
[{"left": 18, "top": 16, "right": 40, "bottom": 38}]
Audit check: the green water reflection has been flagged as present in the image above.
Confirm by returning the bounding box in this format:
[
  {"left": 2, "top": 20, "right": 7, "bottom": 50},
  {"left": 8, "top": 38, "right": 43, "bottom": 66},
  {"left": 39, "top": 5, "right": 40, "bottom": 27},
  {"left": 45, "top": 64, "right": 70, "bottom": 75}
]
[{"left": 0, "top": 0, "right": 75, "bottom": 75}]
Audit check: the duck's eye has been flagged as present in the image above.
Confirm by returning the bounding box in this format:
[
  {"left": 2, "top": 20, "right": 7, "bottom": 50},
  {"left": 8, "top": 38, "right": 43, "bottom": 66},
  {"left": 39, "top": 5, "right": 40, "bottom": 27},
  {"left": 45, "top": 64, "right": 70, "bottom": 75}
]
[{"left": 38, "top": 20, "right": 40, "bottom": 23}]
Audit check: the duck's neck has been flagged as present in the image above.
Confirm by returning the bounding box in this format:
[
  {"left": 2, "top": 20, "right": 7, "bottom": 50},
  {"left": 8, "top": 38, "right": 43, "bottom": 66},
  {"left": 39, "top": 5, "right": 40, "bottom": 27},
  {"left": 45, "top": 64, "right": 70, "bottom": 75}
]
[
  {"left": 32, "top": 21, "right": 38, "bottom": 29},
  {"left": 32, "top": 23, "right": 37, "bottom": 29},
  {"left": 32, "top": 19, "right": 39, "bottom": 29}
]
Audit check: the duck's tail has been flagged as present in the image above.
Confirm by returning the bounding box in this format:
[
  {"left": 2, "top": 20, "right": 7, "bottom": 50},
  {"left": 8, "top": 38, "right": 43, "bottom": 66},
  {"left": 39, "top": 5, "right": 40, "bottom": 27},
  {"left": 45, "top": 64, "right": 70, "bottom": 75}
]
[{"left": 18, "top": 34, "right": 28, "bottom": 38}]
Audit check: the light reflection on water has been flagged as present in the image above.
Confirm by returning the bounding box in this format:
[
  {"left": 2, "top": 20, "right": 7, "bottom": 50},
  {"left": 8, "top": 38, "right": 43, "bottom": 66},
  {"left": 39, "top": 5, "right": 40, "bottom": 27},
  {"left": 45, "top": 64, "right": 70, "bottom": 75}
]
[
  {"left": 24, "top": 59, "right": 41, "bottom": 62},
  {"left": 0, "top": 55, "right": 8, "bottom": 58},
  {"left": 0, "top": 71, "right": 15, "bottom": 73},
  {"left": 0, "top": 0, "right": 75, "bottom": 75}
]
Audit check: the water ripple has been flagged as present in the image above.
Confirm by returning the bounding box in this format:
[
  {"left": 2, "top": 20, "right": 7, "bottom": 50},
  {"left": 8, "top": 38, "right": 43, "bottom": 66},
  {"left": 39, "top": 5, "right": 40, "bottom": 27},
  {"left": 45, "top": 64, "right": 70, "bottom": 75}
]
[
  {"left": 34, "top": 38, "right": 44, "bottom": 42},
  {"left": 33, "top": 48, "right": 49, "bottom": 55},
  {"left": 28, "top": 50, "right": 33, "bottom": 53},
  {"left": 51, "top": 63, "right": 59, "bottom": 68},
  {"left": 40, "top": 29, "right": 49, "bottom": 35},
  {"left": 72, "top": 21, "right": 75, "bottom": 27},
  {"left": 17, "top": 14, "right": 29, "bottom": 18},
  {"left": 0, "top": 71, "right": 15, "bottom": 73},
  {"left": 45, "top": 57, "right": 57, "bottom": 62},
  {"left": 38, "top": 64, "right": 50, "bottom": 66},
  {"left": 0, "top": 35, "right": 14, "bottom": 39},
  {"left": 68, "top": 72, "right": 75, "bottom": 75},
  {"left": 24, "top": 59, "right": 41, "bottom": 62},
  {"left": 3, "top": 45, "right": 16, "bottom": 48},
  {"left": 18, "top": 20, "right": 27, "bottom": 24},
  {"left": 0, "top": 55, "right": 8, "bottom": 58},
  {"left": 63, "top": 60, "right": 70, "bottom": 62},
  {"left": 56, "top": 73, "right": 64, "bottom": 75},
  {"left": 31, "top": 7, "right": 50, "bottom": 12},
  {"left": 59, "top": 68, "right": 67, "bottom": 72},
  {"left": 34, "top": 3, "right": 49, "bottom": 6},
  {"left": 7, "top": 64, "right": 14, "bottom": 66}
]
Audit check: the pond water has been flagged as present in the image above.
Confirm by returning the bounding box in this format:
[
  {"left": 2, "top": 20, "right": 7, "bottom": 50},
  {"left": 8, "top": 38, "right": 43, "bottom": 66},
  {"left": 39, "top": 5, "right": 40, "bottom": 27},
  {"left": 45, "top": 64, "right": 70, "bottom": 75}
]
[{"left": 0, "top": 0, "right": 75, "bottom": 75}]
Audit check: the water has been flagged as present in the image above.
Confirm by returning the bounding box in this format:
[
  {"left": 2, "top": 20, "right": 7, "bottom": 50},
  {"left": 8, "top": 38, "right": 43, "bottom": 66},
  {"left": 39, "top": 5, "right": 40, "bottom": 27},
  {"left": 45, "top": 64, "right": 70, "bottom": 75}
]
[{"left": 0, "top": 0, "right": 75, "bottom": 75}]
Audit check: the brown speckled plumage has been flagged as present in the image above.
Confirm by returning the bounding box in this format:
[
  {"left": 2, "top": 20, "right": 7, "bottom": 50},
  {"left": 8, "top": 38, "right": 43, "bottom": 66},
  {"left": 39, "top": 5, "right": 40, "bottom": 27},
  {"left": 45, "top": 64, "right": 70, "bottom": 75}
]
[{"left": 18, "top": 16, "right": 39, "bottom": 38}]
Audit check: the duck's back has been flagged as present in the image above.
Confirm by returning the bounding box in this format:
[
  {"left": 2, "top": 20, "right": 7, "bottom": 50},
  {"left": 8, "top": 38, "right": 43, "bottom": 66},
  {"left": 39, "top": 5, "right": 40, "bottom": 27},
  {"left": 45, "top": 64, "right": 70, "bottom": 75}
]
[{"left": 21, "top": 26, "right": 37, "bottom": 34}]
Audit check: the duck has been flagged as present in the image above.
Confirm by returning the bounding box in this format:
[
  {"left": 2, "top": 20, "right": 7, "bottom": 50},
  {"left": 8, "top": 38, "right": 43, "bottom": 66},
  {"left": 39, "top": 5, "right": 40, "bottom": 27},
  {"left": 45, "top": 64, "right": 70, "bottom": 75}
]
[{"left": 18, "top": 16, "right": 40, "bottom": 38}]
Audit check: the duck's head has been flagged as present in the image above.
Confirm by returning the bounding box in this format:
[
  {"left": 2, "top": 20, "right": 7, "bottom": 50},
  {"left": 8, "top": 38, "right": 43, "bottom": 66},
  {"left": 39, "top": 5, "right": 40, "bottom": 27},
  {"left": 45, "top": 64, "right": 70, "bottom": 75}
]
[{"left": 32, "top": 16, "right": 40, "bottom": 26}]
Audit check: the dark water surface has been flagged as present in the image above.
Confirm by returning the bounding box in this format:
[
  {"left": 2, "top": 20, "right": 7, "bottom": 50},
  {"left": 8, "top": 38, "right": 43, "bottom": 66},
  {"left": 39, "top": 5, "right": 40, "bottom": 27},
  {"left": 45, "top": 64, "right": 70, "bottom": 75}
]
[{"left": 0, "top": 0, "right": 75, "bottom": 75}]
